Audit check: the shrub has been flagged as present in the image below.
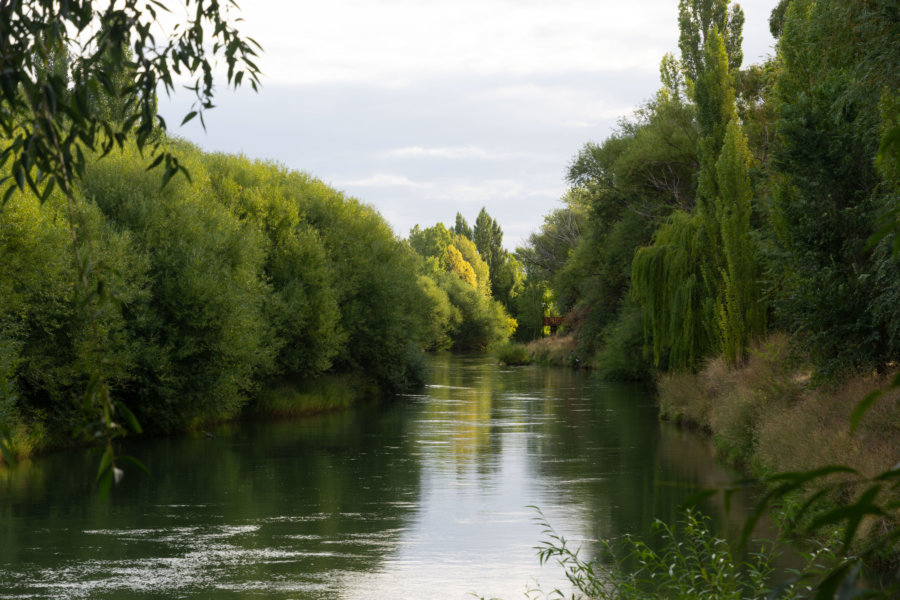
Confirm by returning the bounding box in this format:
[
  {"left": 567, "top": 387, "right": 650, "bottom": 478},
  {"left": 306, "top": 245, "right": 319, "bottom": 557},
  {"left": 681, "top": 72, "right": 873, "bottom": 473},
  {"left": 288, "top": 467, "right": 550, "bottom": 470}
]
[
  {"left": 520, "top": 509, "right": 830, "bottom": 600},
  {"left": 528, "top": 335, "right": 578, "bottom": 367},
  {"left": 495, "top": 342, "right": 532, "bottom": 366}
]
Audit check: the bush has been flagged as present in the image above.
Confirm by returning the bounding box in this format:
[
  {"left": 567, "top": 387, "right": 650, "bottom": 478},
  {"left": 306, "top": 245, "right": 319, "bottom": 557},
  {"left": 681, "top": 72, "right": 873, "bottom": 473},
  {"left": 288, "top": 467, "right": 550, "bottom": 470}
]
[
  {"left": 522, "top": 509, "right": 816, "bottom": 600},
  {"left": 595, "top": 303, "right": 654, "bottom": 380},
  {"left": 495, "top": 342, "right": 532, "bottom": 366}
]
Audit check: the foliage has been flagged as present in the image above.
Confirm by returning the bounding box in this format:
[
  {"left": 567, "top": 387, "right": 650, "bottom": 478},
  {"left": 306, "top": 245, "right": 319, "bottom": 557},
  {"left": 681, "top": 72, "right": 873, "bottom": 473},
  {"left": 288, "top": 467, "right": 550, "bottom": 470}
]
[
  {"left": 528, "top": 509, "right": 789, "bottom": 600},
  {"left": 408, "top": 216, "right": 517, "bottom": 351},
  {"left": 632, "top": 210, "right": 712, "bottom": 372},
  {"left": 0, "top": 0, "right": 261, "bottom": 489},
  {"left": 0, "top": 0, "right": 260, "bottom": 203},
  {"left": 0, "top": 140, "right": 438, "bottom": 453},
  {"left": 594, "top": 303, "right": 653, "bottom": 381},
  {"left": 713, "top": 119, "right": 766, "bottom": 365},
  {"left": 765, "top": 0, "right": 900, "bottom": 378},
  {"left": 495, "top": 342, "right": 532, "bottom": 366}
]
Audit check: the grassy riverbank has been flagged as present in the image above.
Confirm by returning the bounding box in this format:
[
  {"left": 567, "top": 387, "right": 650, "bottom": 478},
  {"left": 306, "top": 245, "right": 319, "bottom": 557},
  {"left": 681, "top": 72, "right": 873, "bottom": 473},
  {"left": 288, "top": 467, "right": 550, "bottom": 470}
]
[
  {"left": 248, "top": 374, "right": 383, "bottom": 419},
  {"left": 495, "top": 335, "right": 578, "bottom": 367},
  {"left": 657, "top": 333, "right": 900, "bottom": 479},
  {"left": 656, "top": 332, "right": 900, "bottom": 573}
]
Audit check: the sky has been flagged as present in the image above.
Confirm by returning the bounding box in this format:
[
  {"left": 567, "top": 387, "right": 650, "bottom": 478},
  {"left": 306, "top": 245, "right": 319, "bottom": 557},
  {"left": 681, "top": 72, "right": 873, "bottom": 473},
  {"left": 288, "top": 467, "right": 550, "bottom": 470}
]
[{"left": 158, "top": 0, "right": 779, "bottom": 250}]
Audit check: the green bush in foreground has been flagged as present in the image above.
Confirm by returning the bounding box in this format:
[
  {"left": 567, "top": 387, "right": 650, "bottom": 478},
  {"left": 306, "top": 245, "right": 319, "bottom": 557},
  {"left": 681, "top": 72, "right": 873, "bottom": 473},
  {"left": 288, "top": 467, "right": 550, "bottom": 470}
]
[{"left": 508, "top": 509, "right": 845, "bottom": 600}]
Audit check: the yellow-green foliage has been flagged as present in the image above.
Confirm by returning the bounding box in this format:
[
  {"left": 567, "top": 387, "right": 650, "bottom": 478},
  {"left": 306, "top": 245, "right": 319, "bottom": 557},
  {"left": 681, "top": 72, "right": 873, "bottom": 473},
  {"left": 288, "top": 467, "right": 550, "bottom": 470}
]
[
  {"left": 713, "top": 119, "right": 765, "bottom": 366},
  {"left": 445, "top": 244, "right": 478, "bottom": 288},
  {"left": 252, "top": 374, "right": 380, "bottom": 418},
  {"left": 451, "top": 234, "right": 491, "bottom": 295},
  {"left": 408, "top": 221, "right": 516, "bottom": 351},
  {"left": 495, "top": 341, "right": 532, "bottom": 366},
  {"left": 1, "top": 139, "right": 433, "bottom": 445}
]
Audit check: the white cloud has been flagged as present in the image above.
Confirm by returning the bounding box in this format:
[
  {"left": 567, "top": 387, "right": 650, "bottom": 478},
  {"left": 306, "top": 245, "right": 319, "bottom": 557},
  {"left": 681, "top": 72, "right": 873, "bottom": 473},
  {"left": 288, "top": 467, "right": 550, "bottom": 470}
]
[
  {"left": 381, "top": 146, "right": 507, "bottom": 160},
  {"left": 237, "top": 0, "right": 681, "bottom": 85},
  {"left": 335, "top": 174, "right": 431, "bottom": 189}
]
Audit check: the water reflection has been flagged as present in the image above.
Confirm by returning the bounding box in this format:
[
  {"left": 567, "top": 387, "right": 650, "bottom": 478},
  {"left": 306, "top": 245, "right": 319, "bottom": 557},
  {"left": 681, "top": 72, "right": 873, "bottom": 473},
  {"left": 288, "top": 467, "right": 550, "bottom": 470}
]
[{"left": 1, "top": 354, "right": 749, "bottom": 599}]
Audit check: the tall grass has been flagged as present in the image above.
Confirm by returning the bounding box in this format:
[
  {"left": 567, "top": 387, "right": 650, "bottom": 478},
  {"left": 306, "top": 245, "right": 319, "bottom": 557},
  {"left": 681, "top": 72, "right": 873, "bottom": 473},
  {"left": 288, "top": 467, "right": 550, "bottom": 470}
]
[{"left": 528, "top": 335, "right": 579, "bottom": 367}]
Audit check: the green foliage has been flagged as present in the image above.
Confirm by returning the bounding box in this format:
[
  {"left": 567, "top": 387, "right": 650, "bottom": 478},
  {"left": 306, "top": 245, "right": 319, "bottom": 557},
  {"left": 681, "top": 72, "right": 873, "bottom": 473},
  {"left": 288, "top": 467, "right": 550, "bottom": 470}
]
[
  {"left": 513, "top": 279, "right": 552, "bottom": 342},
  {"left": 495, "top": 342, "right": 532, "bottom": 366},
  {"left": 714, "top": 119, "right": 766, "bottom": 365},
  {"left": 595, "top": 303, "right": 654, "bottom": 381},
  {"left": 0, "top": 138, "right": 439, "bottom": 444},
  {"left": 81, "top": 147, "right": 275, "bottom": 429},
  {"left": 416, "top": 275, "right": 460, "bottom": 351},
  {"left": 767, "top": 0, "right": 898, "bottom": 377},
  {"left": 0, "top": 0, "right": 261, "bottom": 204},
  {"left": 632, "top": 210, "right": 713, "bottom": 372},
  {"left": 0, "top": 0, "right": 261, "bottom": 490},
  {"left": 409, "top": 216, "right": 517, "bottom": 351},
  {"left": 530, "top": 509, "right": 784, "bottom": 600},
  {"left": 454, "top": 212, "right": 473, "bottom": 240},
  {"left": 678, "top": 0, "right": 744, "bottom": 84}
]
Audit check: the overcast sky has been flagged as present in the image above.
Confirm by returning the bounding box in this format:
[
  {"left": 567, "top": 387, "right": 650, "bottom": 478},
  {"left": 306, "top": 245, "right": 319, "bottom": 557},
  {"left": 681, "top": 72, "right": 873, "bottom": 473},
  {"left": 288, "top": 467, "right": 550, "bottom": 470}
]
[{"left": 159, "top": 0, "right": 779, "bottom": 249}]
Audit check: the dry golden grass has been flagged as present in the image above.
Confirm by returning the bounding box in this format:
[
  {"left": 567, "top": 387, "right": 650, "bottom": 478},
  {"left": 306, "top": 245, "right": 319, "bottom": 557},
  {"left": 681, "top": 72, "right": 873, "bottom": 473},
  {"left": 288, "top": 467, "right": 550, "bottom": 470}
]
[
  {"left": 755, "top": 370, "right": 900, "bottom": 478},
  {"left": 656, "top": 332, "right": 900, "bottom": 480},
  {"left": 527, "top": 334, "right": 577, "bottom": 367},
  {"left": 657, "top": 370, "right": 713, "bottom": 429}
]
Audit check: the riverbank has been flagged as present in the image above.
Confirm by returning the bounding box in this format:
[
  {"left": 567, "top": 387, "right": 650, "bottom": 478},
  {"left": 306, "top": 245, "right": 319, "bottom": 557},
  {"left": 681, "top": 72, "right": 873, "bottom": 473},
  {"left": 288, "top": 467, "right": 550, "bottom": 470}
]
[
  {"left": 0, "top": 372, "right": 391, "bottom": 468},
  {"left": 656, "top": 332, "right": 900, "bottom": 561},
  {"left": 657, "top": 333, "right": 900, "bottom": 477},
  {"left": 496, "top": 335, "right": 578, "bottom": 367}
]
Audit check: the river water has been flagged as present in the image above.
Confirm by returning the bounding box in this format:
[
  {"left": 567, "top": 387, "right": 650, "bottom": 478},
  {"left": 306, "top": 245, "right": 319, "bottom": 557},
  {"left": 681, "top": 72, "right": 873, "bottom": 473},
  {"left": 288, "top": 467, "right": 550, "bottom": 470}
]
[{"left": 0, "top": 354, "right": 753, "bottom": 599}]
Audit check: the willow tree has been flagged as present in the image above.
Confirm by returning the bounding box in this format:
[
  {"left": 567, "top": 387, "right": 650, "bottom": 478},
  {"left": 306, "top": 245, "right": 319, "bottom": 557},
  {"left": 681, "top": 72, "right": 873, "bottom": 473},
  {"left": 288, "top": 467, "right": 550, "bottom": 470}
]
[
  {"left": 632, "top": 0, "right": 765, "bottom": 370},
  {"left": 632, "top": 210, "right": 712, "bottom": 371}
]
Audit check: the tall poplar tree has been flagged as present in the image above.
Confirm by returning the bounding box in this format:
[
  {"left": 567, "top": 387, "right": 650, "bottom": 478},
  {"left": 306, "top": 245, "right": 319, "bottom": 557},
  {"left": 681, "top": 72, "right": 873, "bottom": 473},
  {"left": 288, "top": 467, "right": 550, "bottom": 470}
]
[{"left": 633, "top": 0, "right": 763, "bottom": 370}]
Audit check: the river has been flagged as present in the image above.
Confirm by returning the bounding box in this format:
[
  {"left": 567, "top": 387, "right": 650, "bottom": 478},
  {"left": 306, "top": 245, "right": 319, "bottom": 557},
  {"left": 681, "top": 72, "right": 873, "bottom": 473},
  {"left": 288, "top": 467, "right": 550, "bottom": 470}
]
[{"left": 0, "top": 354, "right": 754, "bottom": 599}]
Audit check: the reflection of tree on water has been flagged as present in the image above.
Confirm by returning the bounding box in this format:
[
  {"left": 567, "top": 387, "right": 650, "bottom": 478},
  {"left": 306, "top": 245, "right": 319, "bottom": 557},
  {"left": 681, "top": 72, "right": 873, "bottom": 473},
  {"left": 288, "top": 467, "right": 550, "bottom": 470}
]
[
  {"left": 0, "top": 401, "right": 424, "bottom": 598},
  {"left": 0, "top": 355, "right": 759, "bottom": 598}
]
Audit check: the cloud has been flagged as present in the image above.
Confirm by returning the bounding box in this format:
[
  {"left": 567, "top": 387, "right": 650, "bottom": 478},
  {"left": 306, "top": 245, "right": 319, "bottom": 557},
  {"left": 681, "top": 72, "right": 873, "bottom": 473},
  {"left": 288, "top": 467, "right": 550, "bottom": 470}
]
[
  {"left": 335, "top": 174, "right": 431, "bottom": 189},
  {"left": 381, "top": 146, "right": 509, "bottom": 160}
]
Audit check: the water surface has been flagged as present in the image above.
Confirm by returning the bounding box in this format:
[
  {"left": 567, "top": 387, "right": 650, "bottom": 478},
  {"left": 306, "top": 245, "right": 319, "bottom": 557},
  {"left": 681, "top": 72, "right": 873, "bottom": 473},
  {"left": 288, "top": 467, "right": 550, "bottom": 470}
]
[{"left": 0, "top": 355, "right": 749, "bottom": 599}]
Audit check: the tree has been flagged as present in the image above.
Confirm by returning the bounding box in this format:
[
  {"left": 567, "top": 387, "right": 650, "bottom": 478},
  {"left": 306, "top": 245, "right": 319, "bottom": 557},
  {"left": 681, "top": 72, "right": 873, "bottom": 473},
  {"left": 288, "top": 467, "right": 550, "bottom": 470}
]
[
  {"left": 0, "top": 0, "right": 261, "bottom": 490},
  {"left": 454, "top": 212, "right": 473, "bottom": 240},
  {"left": 473, "top": 207, "right": 504, "bottom": 284}
]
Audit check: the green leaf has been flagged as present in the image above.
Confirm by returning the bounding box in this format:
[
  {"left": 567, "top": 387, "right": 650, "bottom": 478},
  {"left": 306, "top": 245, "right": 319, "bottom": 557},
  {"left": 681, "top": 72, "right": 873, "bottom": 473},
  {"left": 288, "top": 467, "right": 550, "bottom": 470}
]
[
  {"left": 807, "top": 485, "right": 885, "bottom": 551},
  {"left": 850, "top": 390, "right": 882, "bottom": 435},
  {"left": 119, "top": 454, "right": 150, "bottom": 477},
  {"left": 146, "top": 153, "right": 165, "bottom": 171},
  {"left": 96, "top": 446, "right": 113, "bottom": 482},
  {"left": 115, "top": 401, "right": 143, "bottom": 434},
  {"left": 180, "top": 110, "right": 198, "bottom": 126}
]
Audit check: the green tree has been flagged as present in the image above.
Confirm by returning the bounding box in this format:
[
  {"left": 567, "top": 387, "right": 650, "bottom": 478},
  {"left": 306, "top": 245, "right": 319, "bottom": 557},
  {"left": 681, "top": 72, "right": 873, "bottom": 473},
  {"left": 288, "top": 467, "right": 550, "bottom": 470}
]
[
  {"left": 713, "top": 119, "right": 765, "bottom": 365},
  {"left": 766, "top": 0, "right": 898, "bottom": 377},
  {"left": 473, "top": 207, "right": 504, "bottom": 288},
  {"left": 0, "top": 0, "right": 261, "bottom": 486},
  {"left": 454, "top": 212, "right": 473, "bottom": 240}
]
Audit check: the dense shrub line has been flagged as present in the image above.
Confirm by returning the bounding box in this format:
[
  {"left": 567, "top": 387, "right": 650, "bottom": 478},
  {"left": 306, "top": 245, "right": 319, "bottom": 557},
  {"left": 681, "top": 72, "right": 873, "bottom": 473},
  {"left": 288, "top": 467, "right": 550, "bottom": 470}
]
[{"left": 0, "top": 140, "right": 516, "bottom": 457}]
